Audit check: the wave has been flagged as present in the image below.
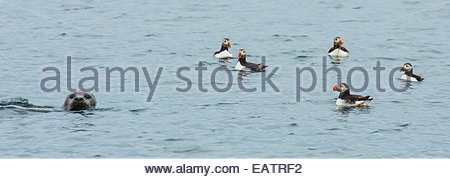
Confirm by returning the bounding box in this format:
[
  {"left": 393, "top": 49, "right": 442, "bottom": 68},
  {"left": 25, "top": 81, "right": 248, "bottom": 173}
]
[{"left": 0, "top": 97, "right": 53, "bottom": 108}]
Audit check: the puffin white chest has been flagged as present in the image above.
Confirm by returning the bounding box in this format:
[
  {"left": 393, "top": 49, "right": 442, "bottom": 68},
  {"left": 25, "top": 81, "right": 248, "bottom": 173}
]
[
  {"left": 400, "top": 74, "right": 418, "bottom": 82},
  {"left": 235, "top": 61, "right": 245, "bottom": 70},
  {"left": 335, "top": 98, "right": 371, "bottom": 107},
  {"left": 214, "top": 50, "right": 233, "bottom": 59},
  {"left": 328, "top": 48, "right": 349, "bottom": 57}
]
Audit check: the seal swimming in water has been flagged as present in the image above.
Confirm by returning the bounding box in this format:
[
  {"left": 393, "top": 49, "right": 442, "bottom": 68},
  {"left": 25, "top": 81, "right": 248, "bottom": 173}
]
[{"left": 63, "top": 91, "right": 97, "bottom": 111}]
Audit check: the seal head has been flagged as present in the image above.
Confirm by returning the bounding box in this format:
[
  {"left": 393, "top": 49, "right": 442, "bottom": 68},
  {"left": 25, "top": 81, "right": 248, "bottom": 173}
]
[{"left": 63, "top": 92, "right": 96, "bottom": 111}]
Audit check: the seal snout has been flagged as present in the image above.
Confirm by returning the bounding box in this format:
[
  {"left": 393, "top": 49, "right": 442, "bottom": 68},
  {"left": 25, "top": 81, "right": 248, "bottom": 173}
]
[{"left": 73, "top": 97, "right": 85, "bottom": 103}]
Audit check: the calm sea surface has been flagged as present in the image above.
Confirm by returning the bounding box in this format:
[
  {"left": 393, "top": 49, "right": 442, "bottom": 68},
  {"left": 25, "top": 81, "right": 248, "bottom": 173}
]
[{"left": 0, "top": 0, "right": 449, "bottom": 158}]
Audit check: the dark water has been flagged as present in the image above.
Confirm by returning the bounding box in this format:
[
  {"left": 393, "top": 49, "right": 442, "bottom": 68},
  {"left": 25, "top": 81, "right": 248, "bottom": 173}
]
[{"left": 0, "top": 0, "right": 449, "bottom": 158}]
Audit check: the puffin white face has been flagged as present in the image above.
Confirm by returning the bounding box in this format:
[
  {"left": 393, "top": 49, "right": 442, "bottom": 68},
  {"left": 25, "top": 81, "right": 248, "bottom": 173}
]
[
  {"left": 333, "top": 83, "right": 349, "bottom": 92},
  {"left": 334, "top": 37, "right": 343, "bottom": 45},
  {"left": 222, "top": 38, "right": 231, "bottom": 48},
  {"left": 339, "top": 84, "right": 348, "bottom": 92},
  {"left": 238, "top": 49, "right": 246, "bottom": 58},
  {"left": 400, "top": 63, "right": 413, "bottom": 72}
]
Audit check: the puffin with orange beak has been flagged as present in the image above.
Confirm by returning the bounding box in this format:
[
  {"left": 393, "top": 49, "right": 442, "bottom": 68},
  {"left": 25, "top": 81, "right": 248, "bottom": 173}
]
[
  {"left": 234, "top": 49, "right": 267, "bottom": 72},
  {"left": 213, "top": 38, "right": 233, "bottom": 59},
  {"left": 328, "top": 37, "right": 349, "bottom": 57},
  {"left": 400, "top": 63, "right": 424, "bottom": 82},
  {"left": 332, "top": 83, "right": 372, "bottom": 107}
]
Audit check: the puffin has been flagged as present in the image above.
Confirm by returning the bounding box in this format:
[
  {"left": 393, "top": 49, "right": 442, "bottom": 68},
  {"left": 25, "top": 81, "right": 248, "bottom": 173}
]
[
  {"left": 234, "top": 49, "right": 267, "bottom": 72},
  {"left": 328, "top": 37, "right": 349, "bottom": 57},
  {"left": 333, "top": 83, "right": 372, "bottom": 107},
  {"left": 400, "top": 63, "right": 424, "bottom": 82},
  {"left": 213, "top": 38, "right": 233, "bottom": 58}
]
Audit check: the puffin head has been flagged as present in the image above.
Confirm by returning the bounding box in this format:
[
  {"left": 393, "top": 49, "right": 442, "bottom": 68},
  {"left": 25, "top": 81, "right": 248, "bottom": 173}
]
[
  {"left": 222, "top": 38, "right": 231, "bottom": 48},
  {"left": 400, "top": 63, "right": 413, "bottom": 72},
  {"left": 333, "top": 37, "right": 343, "bottom": 46},
  {"left": 333, "top": 83, "right": 349, "bottom": 93},
  {"left": 238, "top": 49, "right": 246, "bottom": 58}
]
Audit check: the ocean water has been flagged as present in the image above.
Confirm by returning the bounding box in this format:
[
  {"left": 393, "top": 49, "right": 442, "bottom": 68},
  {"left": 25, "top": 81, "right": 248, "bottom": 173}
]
[{"left": 0, "top": 0, "right": 449, "bottom": 158}]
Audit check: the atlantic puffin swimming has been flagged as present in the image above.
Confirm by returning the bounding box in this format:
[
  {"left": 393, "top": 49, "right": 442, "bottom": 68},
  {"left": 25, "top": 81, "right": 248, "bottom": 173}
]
[
  {"left": 333, "top": 83, "right": 372, "bottom": 107},
  {"left": 234, "top": 49, "right": 267, "bottom": 72},
  {"left": 213, "top": 38, "right": 233, "bottom": 59},
  {"left": 400, "top": 63, "right": 424, "bottom": 82},
  {"left": 328, "top": 37, "right": 349, "bottom": 57}
]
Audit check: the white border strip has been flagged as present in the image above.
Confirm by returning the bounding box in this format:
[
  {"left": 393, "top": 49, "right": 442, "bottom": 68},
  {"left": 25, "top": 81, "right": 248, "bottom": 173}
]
[{"left": 0, "top": 159, "right": 448, "bottom": 179}]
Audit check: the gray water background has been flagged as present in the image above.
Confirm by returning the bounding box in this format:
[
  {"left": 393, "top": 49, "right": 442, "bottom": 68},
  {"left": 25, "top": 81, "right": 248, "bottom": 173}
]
[{"left": 0, "top": 0, "right": 449, "bottom": 158}]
